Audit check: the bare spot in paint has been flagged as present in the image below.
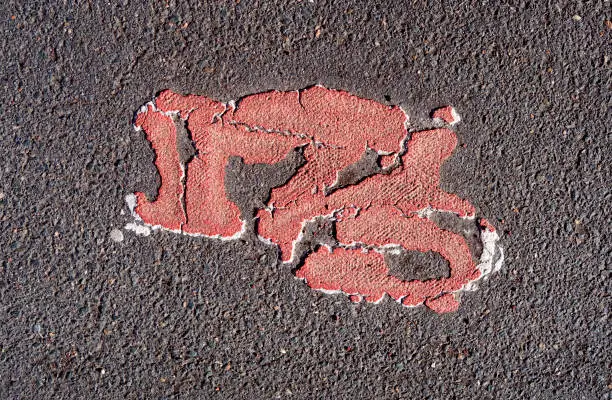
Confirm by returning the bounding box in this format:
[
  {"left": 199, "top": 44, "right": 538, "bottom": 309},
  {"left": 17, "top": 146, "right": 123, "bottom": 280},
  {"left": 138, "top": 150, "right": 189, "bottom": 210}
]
[
  {"left": 225, "top": 146, "right": 307, "bottom": 220},
  {"left": 384, "top": 249, "right": 450, "bottom": 282}
]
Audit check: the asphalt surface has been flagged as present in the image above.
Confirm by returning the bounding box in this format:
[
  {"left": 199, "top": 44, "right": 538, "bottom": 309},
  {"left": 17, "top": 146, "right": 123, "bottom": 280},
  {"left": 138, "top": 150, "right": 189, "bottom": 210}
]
[{"left": 1, "top": 1, "right": 610, "bottom": 399}]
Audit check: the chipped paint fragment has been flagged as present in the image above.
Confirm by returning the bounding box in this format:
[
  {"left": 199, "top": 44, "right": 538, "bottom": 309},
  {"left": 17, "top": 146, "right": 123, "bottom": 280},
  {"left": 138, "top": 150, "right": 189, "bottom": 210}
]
[
  {"left": 125, "top": 86, "right": 503, "bottom": 313},
  {"left": 432, "top": 106, "right": 461, "bottom": 125}
]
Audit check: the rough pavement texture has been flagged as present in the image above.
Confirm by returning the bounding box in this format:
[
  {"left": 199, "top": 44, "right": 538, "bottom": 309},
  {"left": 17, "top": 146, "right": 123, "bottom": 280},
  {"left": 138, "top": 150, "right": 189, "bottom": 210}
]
[{"left": 0, "top": 1, "right": 609, "bottom": 399}]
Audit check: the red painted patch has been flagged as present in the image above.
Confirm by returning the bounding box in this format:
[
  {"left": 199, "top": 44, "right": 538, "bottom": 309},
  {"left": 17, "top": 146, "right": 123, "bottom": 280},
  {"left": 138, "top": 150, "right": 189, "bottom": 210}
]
[
  {"left": 132, "top": 87, "right": 489, "bottom": 313},
  {"left": 181, "top": 99, "right": 303, "bottom": 237},
  {"left": 295, "top": 206, "right": 477, "bottom": 307},
  {"left": 348, "top": 295, "right": 362, "bottom": 303},
  {"left": 257, "top": 127, "right": 475, "bottom": 261},
  {"left": 133, "top": 105, "right": 184, "bottom": 230},
  {"left": 432, "top": 106, "right": 460, "bottom": 125}
]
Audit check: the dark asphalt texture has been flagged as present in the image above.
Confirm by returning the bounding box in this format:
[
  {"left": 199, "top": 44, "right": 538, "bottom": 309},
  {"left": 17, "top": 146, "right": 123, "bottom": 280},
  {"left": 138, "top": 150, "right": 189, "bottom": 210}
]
[{"left": 1, "top": 1, "right": 610, "bottom": 399}]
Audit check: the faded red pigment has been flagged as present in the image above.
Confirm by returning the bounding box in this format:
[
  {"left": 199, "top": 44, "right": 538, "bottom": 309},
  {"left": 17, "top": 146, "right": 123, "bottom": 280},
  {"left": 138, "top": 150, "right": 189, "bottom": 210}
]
[
  {"left": 133, "top": 87, "right": 486, "bottom": 313},
  {"left": 432, "top": 105, "right": 459, "bottom": 125}
]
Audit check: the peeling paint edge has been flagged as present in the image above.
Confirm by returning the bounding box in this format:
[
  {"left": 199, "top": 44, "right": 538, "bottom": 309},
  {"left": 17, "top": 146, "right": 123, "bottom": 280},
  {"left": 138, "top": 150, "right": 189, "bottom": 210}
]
[
  {"left": 123, "top": 194, "right": 249, "bottom": 241},
  {"left": 461, "top": 229, "right": 504, "bottom": 292}
]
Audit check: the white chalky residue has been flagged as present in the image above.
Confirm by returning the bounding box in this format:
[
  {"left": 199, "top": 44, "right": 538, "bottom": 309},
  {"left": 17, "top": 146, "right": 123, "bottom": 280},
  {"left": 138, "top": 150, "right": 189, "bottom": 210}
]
[
  {"left": 462, "top": 229, "right": 504, "bottom": 292},
  {"left": 125, "top": 223, "right": 151, "bottom": 237},
  {"left": 124, "top": 194, "right": 152, "bottom": 236},
  {"left": 449, "top": 107, "right": 461, "bottom": 125},
  {"left": 109, "top": 228, "right": 124, "bottom": 242},
  {"left": 316, "top": 288, "right": 345, "bottom": 296},
  {"left": 125, "top": 194, "right": 139, "bottom": 220}
]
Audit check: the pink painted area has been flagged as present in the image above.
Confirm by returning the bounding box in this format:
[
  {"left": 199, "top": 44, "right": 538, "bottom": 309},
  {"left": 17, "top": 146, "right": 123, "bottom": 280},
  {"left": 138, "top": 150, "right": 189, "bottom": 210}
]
[
  {"left": 234, "top": 87, "right": 407, "bottom": 188},
  {"left": 257, "top": 128, "right": 475, "bottom": 262},
  {"left": 348, "top": 295, "right": 362, "bottom": 303},
  {"left": 155, "top": 89, "right": 221, "bottom": 119},
  {"left": 312, "top": 206, "right": 477, "bottom": 307},
  {"left": 296, "top": 247, "right": 407, "bottom": 303},
  {"left": 133, "top": 105, "right": 184, "bottom": 230},
  {"left": 181, "top": 102, "right": 306, "bottom": 237},
  {"left": 424, "top": 293, "right": 460, "bottom": 313},
  {"left": 132, "top": 87, "right": 486, "bottom": 313}
]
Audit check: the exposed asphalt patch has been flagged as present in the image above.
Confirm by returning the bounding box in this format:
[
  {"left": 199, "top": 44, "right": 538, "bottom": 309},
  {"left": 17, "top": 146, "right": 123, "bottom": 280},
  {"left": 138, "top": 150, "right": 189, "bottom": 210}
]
[
  {"left": 427, "top": 210, "right": 485, "bottom": 261},
  {"left": 323, "top": 147, "right": 382, "bottom": 196},
  {"left": 225, "top": 146, "right": 307, "bottom": 220},
  {"left": 0, "top": 1, "right": 609, "bottom": 399},
  {"left": 384, "top": 249, "right": 451, "bottom": 282}
]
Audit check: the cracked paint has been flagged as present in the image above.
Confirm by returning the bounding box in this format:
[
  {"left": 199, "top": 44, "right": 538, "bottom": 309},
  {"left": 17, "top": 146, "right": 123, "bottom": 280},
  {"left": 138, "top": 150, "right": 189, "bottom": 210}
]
[{"left": 126, "top": 86, "right": 503, "bottom": 313}]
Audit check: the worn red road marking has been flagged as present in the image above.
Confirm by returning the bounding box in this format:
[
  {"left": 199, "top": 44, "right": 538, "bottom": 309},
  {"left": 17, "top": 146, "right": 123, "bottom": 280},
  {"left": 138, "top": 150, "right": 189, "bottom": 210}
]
[{"left": 128, "top": 86, "right": 503, "bottom": 313}]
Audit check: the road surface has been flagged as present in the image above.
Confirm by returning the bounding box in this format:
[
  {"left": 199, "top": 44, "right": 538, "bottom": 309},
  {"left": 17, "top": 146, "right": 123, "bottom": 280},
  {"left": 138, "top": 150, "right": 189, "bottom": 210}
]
[{"left": 0, "top": 1, "right": 609, "bottom": 399}]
